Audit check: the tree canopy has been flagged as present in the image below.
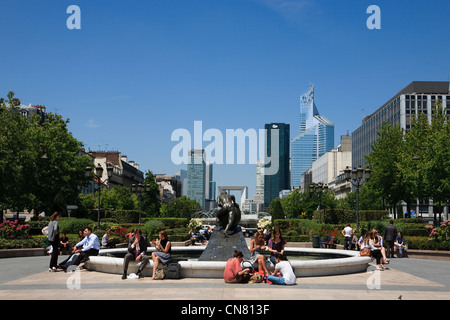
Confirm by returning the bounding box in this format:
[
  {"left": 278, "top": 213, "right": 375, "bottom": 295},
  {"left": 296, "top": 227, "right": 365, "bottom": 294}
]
[{"left": 0, "top": 91, "right": 92, "bottom": 214}]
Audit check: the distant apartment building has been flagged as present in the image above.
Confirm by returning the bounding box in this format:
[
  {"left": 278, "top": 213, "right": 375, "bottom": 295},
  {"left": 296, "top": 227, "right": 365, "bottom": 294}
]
[
  {"left": 312, "top": 134, "right": 352, "bottom": 184},
  {"left": 88, "top": 151, "right": 144, "bottom": 189},
  {"left": 175, "top": 170, "right": 188, "bottom": 197},
  {"left": 253, "top": 160, "right": 265, "bottom": 205},
  {"left": 155, "top": 174, "right": 180, "bottom": 204},
  {"left": 6, "top": 103, "right": 47, "bottom": 124},
  {"left": 291, "top": 84, "right": 334, "bottom": 188}
]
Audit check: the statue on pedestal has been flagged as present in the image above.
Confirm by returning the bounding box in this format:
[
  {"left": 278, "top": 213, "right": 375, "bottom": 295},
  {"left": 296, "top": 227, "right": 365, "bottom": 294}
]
[{"left": 216, "top": 191, "right": 241, "bottom": 237}]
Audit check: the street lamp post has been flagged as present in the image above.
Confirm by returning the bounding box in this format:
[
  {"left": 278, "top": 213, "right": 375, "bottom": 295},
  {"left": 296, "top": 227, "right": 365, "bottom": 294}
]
[
  {"left": 131, "top": 183, "right": 151, "bottom": 224},
  {"left": 86, "top": 163, "right": 113, "bottom": 229},
  {"left": 344, "top": 165, "right": 371, "bottom": 233},
  {"left": 310, "top": 182, "right": 328, "bottom": 223}
]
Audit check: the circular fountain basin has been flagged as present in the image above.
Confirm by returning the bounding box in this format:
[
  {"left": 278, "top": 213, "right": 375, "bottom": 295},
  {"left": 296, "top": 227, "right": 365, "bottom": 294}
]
[{"left": 85, "top": 246, "right": 371, "bottom": 278}]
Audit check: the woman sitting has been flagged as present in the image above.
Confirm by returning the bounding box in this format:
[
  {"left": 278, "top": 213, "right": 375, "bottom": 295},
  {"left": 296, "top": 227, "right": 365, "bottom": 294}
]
[
  {"left": 151, "top": 230, "right": 172, "bottom": 280},
  {"left": 223, "top": 250, "right": 251, "bottom": 283},
  {"left": 361, "top": 231, "right": 385, "bottom": 271},
  {"left": 249, "top": 231, "right": 269, "bottom": 277},
  {"left": 267, "top": 227, "right": 286, "bottom": 267}
]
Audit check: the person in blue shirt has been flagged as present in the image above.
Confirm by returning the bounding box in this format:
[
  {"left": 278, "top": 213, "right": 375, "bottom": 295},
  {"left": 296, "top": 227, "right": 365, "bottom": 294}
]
[
  {"left": 72, "top": 227, "right": 100, "bottom": 266},
  {"left": 395, "top": 232, "right": 406, "bottom": 257}
]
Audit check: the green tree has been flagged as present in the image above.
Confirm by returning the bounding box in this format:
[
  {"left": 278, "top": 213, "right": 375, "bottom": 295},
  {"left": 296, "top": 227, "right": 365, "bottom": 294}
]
[
  {"left": 141, "top": 170, "right": 161, "bottom": 217},
  {"left": 269, "top": 197, "right": 284, "bottom": 220},
  {"left": 160, "top": 196, "right": 202, "bottom": 218},
  {"left": 419, "top": 100, "right": 450, "bottom": 223},
  {"left": 0, "top": 91, "right": 92, "bottom": 215},
  {"left": 101, "top": 185, "right": 137, "bottom": 210},
  {"left": 25, "top": 112, "right": 92, "bottom": 214},
  {"left": 365, "top": 123, "right": 405, "bottom": 218}
]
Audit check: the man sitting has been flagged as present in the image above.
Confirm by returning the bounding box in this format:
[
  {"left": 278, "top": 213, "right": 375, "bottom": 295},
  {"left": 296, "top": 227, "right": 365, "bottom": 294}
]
[
  {"left": 72, "top": 227, "right": 101, "bottom": 266},
  {"left": 122, "top": 229, "right": 149, "bottom": 279}
]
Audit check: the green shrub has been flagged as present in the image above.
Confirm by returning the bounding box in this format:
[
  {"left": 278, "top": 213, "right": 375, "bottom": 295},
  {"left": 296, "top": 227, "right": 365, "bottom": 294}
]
[
  {"left": 313, "top": 209, "right": 389, "bottom": 224},
  {"left": 406, "top": 236, "right": 450, "bottom": 250},
  {"left": 142, "top": 219, "right": 165, "bottom": 236},
  {"left": 0, "top": 237, "right": 43, "bottom": 249},
  {"left": 58, "top": 218, "right": 96, "bottom": 234}
]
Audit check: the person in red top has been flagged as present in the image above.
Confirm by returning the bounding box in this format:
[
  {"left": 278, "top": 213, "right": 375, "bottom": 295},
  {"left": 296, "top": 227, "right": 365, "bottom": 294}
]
[{"left": 223, "top": 250, "right": 250, "bottom": 283}]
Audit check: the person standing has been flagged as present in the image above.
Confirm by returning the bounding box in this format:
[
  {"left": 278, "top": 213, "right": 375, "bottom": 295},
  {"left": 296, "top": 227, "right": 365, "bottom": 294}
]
[
  {"left": 122, "top": 229, "right": 149, "bottom": 279},
  {"left": 384, "top": 220, "right": 397, "bottom": 259},
  {"left": 47, "top": 212, "right": 61, "bottom": 272},
  {"left": 342, "top": 223, "right": 353, "bottom": 250}
]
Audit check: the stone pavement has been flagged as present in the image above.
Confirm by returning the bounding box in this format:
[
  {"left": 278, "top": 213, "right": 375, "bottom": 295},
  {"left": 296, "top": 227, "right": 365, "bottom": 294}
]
[{"left": 0, "top": 255, "right": 449, "bottom": 301}]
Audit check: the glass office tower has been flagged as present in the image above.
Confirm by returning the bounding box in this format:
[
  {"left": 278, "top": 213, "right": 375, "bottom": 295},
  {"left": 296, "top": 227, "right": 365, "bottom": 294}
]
[
  {"left": 264, "top": 123, "right": 290, "bottom": 207},
  {"left": 187, "top": 149, "right": 206, "bottom": 208},
  {"left": 291, "top": 84, "right": 334, "bottom": 189}
]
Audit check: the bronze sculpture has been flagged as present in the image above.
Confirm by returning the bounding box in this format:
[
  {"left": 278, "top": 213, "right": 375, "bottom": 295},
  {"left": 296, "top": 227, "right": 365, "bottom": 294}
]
[{"left": 216, "top": 191, "right": 241, "bottom": 237}]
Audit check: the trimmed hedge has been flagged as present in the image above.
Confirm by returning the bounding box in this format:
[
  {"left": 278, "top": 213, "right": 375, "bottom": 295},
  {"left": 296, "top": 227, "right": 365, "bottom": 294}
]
[
  {"left": 406, "top": 236, "right": 450, "bottom": 250},
  {"left": 313, "top": 209, "right": 389, "bottom": 224}
]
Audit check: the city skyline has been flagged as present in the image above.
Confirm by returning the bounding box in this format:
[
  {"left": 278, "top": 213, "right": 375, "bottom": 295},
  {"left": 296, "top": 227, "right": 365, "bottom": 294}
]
[{"left": 1, "top": 0, "right": 449, "bottom": 200}]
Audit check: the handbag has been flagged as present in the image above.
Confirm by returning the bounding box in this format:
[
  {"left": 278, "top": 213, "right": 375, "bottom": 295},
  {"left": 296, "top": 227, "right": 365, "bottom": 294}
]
[
  {"left": 154, "top": 267, "right": 166, "bottom": 280},
  {"left": 360, "top": 248, "right": 371, "bottom": 256}
]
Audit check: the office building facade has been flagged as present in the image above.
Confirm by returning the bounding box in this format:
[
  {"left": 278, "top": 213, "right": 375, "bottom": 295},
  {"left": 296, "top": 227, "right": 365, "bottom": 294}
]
[
  {"left": 351, "top": 81, "right": 450, "bottom": 219},
  {"left": 352, "top": 81, "right": 450, "bottom": 169}
]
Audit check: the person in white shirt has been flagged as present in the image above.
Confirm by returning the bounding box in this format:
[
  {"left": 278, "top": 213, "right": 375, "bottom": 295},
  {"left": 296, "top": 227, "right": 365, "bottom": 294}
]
[
  {"left": 342, "top": 223, "right": 353, "bottom": 250},
  {"left": 267, "top": 254, "right": 296, "bottom": 285},
  {"left": 72, "top": 227, "right": 100, "bottom": 266},
  {"left": 361, "top": 231, "right": 385, "bottom": 271}
]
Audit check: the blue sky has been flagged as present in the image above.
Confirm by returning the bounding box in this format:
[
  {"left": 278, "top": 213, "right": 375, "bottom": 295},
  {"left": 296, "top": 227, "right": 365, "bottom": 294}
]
[{"left": 1, "top": 0, "right": 449, "bottom": 201}]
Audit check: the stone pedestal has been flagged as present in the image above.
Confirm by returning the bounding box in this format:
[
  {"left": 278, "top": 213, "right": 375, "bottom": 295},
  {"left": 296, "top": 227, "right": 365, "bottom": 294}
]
[{"left": 198, "top": 228, "right": 251, "bottom": 261}]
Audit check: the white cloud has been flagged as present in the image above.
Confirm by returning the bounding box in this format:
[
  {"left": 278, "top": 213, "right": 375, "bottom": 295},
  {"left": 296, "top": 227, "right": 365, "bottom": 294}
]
[
  {"left": 85, "top": 119, "right": 100, "bottom": 128},
  {"left": 252, "top": 0, "right": 312, "bottom": 20}
]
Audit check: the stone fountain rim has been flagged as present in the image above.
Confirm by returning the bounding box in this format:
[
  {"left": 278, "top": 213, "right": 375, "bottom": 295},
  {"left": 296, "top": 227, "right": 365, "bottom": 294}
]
[{"left": 85, "top": 246, "right": 371, "bottom": 278}]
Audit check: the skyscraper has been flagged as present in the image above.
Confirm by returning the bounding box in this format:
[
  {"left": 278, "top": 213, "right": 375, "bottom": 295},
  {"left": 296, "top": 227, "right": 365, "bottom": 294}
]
[
  {"left": 186, "top": 149, "right": 206, "bottom": 208},
  {"left": 291, "top": 84, "right": 334, "bottom": 189},
  {"left": 264, "top": 123, "right": 290, "bottom": 207}
]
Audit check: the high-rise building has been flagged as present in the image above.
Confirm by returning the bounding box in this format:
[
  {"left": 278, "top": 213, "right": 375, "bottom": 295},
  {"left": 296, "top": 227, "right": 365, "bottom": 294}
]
[
  {"left": 264, "top": 123, "right": 290, "bottom": 207},
  {"left": 291, "top": 84, "right": 334, "bottom": 189},
  {"left": 186, "top": 149, "right": 206, "bottom": 208},
  {"left": 352, "top": 81, "right": 450, "bottom": 219},
  {"left": 352, "top": 81, "right": 450, "bottom": 168}
]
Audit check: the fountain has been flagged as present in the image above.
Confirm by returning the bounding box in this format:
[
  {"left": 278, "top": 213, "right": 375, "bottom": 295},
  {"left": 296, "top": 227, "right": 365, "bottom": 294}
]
[{"left": 85, "top": 191, "right": 371, "bottom": 277}]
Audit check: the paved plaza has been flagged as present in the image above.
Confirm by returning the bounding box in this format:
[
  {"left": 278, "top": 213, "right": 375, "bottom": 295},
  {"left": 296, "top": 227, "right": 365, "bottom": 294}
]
[{"left": 0, "top": 255, "right": 449, "bottom": 302}]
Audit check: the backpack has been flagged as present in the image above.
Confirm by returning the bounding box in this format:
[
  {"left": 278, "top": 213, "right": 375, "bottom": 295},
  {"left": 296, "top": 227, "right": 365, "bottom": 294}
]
[{"left": 166, "top": 262, "right": 181, "bottom": 279}]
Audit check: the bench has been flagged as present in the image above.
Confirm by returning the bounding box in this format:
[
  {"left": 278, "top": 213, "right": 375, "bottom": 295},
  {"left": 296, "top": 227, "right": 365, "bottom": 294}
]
[{"left": 322, "top": 236, "right": 336, "bottom": 249}]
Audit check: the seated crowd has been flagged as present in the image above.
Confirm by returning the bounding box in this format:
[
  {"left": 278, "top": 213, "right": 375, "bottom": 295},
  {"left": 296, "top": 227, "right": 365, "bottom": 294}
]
[{"left": 48, "top": 221, "right": 403, "bottom": 282}]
